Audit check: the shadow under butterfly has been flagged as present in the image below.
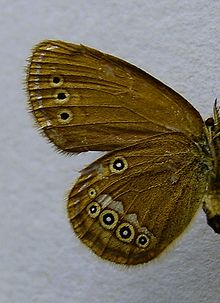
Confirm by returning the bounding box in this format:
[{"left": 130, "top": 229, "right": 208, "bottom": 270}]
[{"left": 26, "top": 40, "right": 220, "bottom": 265}]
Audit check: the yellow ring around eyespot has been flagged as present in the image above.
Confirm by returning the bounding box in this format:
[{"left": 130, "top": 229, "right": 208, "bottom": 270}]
[
  {"left": 57, "top": 109, "right": 73, "bottom": 124},
  {"left": 50, "top": 74, "right": 64, "bottom": 87},
  {"left": 109, "top": 156, "right": 128, "bottom": 174},
  {"left": 116, "top": 222, "right": 135, "bottom": 243},
  {"left": 88, "top": 188, "right": 97, "bottom": 199},
  {"left": 136, "top": 234, "right": 150, "bottom": 248},
  {"left": 99, "top": 209, "right": 119, "bottom": 230},
  {"left": 87, "top": 202, "right": 101, "bottom": 218}
]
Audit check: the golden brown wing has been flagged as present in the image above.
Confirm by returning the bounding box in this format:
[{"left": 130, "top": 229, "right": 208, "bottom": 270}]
[
  {"left": 67, "top": 132, "right": 211, "bottom": 265},
  {"left": 27, "top": 40, "right": 204, "bottom": 153}
]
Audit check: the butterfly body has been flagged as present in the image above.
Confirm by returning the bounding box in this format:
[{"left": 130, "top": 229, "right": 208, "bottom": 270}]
[
  {"left": 203, "top": 111, "right": 220, "bottom": 233},
  {"left": 27, "top": 40, "right": 219, "bottom": 265}
]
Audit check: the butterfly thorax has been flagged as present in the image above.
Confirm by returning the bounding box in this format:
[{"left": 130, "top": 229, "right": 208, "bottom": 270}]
[{"left": 203, "top": 101, "right": 220, "bottom": 233}]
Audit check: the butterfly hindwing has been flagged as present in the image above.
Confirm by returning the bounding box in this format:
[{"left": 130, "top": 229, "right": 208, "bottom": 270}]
[
  {"left": 67, "top": 132, "right": 210, "bottom": 265},
  {"left": 27, "top": 40, "right": 204, "bottom": 153}
]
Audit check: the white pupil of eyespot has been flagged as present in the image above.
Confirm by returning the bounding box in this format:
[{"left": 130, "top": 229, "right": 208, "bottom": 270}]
[
  {"left": 106, "top": 216, "right": 111, "bottom": 222},
  {"left": 123, "top": 230, "right": 128, "bottom": 236},
  {"left": 116, "top": 162, "right": 122, "bottom": 167}
]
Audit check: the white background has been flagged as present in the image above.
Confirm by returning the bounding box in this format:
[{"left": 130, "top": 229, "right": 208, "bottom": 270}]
[{"left": 1, "top": 1, "right": 220, "bottom": 302}]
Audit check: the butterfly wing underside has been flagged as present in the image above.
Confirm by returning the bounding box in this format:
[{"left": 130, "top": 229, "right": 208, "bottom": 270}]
[
  {"left": 68, "top": 132, "right": 209, "bottom": 265},
  {"left": 27, "top": 40, "right": 211, "bottom": 265},
  {"left": 27, "top": 40, "right": 204, "bottom": 153}
]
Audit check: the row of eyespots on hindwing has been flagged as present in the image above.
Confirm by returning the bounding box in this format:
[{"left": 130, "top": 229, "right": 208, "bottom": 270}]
[
  {"left": 84, "top": 156, "right": 151, "bottom": 249},
  {"left": 86, "top": 198, "right": 150, "bottom": 248}
]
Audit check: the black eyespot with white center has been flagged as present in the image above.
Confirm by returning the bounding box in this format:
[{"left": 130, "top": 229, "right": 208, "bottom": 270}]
[
  {"left": 136, "top": 234, "right": 150, "bottom": 248},
  {"left": 116, "top": 223, "right": 135, "bottom": 243},
  {"left": 103, "top": 213, "right": 114, "bottom": 225},
  {"left": 99, "top": 209, "right": 118, "bottom": 230},
  {"left": 120, "top": 226, "right": 131, "bottom": 238},
  {"left": 109, "top": 157, "right": 128, "bottom": 174},
  {"left": 113, "top": 159, "right": 124, "bottom": 170},
  {"left": 87, "top": 202, "right": 101, "bottom": 218}
]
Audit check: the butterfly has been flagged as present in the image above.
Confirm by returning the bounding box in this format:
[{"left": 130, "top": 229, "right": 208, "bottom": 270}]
[{"left": 26, "top": 40, "right": 220, "bottom": 265}]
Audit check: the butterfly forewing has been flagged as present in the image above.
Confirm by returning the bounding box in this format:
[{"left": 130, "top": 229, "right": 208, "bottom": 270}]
[{"left": 27, "top": 40, "right": 204, "bottom": 153}]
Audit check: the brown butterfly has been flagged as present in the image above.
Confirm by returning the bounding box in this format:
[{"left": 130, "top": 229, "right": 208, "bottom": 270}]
[{"left": 26, "top": 40, "right": 220, "bottom": 265}]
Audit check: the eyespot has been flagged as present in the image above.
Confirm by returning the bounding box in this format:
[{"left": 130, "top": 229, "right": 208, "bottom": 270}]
[
  {"left": 57, "top": 109, "right": 73, "bottom": 124},
  {"left": 136, "top": 234, "right": 150, "bottom": 248},
  {"left": 54, "top": 89, "right": 70, "bottom": 103},
  {"left": 87, "top": 202, "right": 101, "bottom": 218},
  {"left": 116, "top": 223, "right": 135, "bottom": 243},
  {"left": 50, "top": 75, "right": 64, "bottom": 87},
  {"left": 99, "top": 209, "right": 119, "bottom": 230},
  {"left": 88, "top": 188, "right": 97, "bottom": 199},
  {"left": 109, "top": 157, "right": 128, "bottom": 174}
]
